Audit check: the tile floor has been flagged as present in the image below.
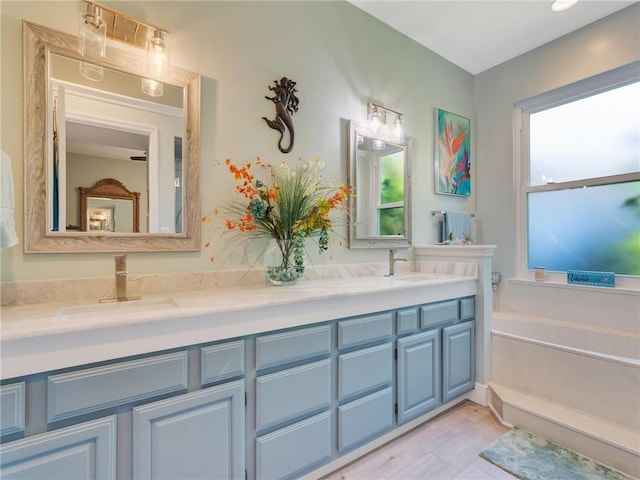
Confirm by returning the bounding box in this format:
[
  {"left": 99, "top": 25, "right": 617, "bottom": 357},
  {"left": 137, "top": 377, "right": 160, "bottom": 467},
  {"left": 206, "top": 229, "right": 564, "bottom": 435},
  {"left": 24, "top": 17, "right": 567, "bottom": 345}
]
[{"left": 322, "top": 401, "right": 517, "bottom": 480}]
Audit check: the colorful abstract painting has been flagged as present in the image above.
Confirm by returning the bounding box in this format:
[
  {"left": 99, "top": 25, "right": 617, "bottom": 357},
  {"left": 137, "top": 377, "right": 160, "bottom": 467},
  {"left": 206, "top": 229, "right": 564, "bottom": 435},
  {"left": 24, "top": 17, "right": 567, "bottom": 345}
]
[{"left": 436, "top": 108, "right": 470, "bottom": 196}]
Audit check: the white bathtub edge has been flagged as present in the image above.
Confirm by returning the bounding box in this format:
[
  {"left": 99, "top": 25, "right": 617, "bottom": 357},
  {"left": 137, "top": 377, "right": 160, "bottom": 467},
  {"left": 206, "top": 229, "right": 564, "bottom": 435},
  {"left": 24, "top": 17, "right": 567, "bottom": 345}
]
[{"left": 492, "top": 329, "right": 640, "bottom": 368}]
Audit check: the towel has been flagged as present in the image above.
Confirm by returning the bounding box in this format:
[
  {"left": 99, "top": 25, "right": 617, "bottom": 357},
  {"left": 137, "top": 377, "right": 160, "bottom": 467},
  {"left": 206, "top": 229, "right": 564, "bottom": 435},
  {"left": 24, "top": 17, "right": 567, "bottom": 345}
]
[
  {"left": 443, "top": 211, "right": 471, "bottom": 243},
  {"left": 1, "top": 150, "right": 19, "bottom": 249}
]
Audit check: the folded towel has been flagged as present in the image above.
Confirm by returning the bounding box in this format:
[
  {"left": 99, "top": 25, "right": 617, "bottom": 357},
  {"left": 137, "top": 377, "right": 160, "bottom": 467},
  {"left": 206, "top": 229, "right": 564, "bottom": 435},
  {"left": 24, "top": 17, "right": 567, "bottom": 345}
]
[
  {"left": 1, "top": 149, "right": 19, "bottom": 249},
  {"left": 443, "top": 211, "right": 471, "bottom": 243}
]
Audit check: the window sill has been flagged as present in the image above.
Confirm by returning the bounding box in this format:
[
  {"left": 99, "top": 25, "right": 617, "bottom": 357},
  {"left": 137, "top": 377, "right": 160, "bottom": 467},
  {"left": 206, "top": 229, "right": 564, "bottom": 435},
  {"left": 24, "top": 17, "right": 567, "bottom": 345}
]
[{"left": 509, "top": 274, "right": 639, "bottom": 296}]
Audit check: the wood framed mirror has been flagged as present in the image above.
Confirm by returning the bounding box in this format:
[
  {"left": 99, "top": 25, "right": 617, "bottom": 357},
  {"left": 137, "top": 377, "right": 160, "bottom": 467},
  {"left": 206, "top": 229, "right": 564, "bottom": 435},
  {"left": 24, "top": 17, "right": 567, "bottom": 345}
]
[{"left": 23, "top": 21, "right": 201, "bottom": 253}]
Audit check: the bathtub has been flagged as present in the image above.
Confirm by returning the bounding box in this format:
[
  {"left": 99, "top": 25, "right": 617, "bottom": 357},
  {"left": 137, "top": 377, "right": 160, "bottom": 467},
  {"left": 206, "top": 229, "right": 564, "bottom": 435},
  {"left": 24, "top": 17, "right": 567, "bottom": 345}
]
[
  {"left": 490, "top": 311, "right": 640, "bottom": 477},
  {"left": 492, "top": 312, "right": 640, "bottom": 366},
  {"left": 491, "top": 310, "right": 640, "bottom": 432}
]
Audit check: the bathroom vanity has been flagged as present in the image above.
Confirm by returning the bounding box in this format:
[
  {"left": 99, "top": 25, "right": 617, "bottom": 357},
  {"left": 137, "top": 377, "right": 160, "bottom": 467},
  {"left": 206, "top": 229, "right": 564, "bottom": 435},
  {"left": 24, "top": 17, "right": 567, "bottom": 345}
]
[{"left": 0, "top": 273, "right": 477, "bottom": 479}]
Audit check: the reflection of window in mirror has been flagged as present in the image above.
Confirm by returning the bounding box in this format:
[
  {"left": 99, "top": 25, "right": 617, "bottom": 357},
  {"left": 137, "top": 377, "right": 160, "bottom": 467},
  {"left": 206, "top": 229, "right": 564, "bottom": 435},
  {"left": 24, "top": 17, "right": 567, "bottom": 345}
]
[
  {"left": 378, "top": 152, "right": 405, "bottom": 236},
  {"left": 356, "top": 141, "right": 405, "bottom": 237}
]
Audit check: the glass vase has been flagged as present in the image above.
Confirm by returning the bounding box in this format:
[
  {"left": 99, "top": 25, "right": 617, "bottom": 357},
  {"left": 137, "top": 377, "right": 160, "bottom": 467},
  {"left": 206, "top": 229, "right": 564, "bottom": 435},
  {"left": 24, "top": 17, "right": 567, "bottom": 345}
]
[{"left": 264, "top": 238, "right": 304, "bottom": 285}]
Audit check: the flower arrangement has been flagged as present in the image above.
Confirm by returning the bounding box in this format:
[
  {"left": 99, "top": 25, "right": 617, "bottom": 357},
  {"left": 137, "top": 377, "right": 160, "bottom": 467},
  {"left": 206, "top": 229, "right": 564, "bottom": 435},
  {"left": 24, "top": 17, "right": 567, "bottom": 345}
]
[{"left": 210, "top": 157, "right": 351, "bottom": 283}]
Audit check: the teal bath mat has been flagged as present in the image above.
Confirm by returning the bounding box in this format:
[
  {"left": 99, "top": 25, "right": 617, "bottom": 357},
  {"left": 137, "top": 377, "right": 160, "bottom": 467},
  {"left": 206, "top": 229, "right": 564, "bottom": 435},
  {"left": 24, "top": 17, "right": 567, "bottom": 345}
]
[{"left": 480, "top": 427, "right": 634, "bottom": 480}]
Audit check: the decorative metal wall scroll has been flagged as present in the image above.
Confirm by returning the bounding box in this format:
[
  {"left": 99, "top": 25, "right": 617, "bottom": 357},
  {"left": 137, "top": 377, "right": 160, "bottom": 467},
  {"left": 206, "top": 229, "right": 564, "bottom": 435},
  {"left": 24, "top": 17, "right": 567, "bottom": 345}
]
[{"left": 262, "top": 77, "right": 299, "bottom": 154}]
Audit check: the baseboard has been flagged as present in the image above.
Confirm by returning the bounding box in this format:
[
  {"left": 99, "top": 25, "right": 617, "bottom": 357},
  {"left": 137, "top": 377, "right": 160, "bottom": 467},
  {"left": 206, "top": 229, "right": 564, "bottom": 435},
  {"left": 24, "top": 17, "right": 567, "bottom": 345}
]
[
  {"left": 466, "top": 382, "right": 488, "bottom": 406},
  {"left": 303, "top": 397, "right": 469, "bottom": 480}
]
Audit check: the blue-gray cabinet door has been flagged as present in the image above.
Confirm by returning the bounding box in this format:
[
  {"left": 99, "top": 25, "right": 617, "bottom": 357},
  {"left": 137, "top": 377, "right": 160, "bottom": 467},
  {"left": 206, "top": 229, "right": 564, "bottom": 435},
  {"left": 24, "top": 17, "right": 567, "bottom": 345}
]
[
  {"left": 396, "top": 329, "right": 441, "bottom": 424},
  {"left": 133, "top": 380, "right": 244, "bottom": 480},
  {"left": 0, "top": 415, "right": 116, "bottom": 479},
  {"left": 442, "top": 321, "right": 475, "bottom": 402},
  {"left": 256, "top": 411, "right": 332, "bottom": 480}
]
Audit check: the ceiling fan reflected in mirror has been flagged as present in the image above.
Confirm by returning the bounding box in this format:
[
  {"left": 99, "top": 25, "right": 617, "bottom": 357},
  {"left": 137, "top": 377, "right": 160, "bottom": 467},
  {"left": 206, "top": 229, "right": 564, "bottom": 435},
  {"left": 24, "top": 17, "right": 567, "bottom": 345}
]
[{"left": 129, "top": 152, "right": 147, "bottom": 162}]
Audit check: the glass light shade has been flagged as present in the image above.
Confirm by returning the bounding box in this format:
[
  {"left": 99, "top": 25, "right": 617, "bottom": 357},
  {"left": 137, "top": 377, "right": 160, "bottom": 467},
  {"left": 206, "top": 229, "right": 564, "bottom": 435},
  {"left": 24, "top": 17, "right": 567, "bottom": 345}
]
[
  {"left": 394, "top": 115, "right": 404, "bottom": 142},
  {"left": 147, "top": 31, "right": 170, "bottom": 81},
  {"left": 141, "top": 78, "right": 164, "bottom": 97},
  {"left": 369, "top": 106, "right": 381, "bottom": 133},
  {"left": 78, "top": 2, "right": 106, "bottom": 81}
]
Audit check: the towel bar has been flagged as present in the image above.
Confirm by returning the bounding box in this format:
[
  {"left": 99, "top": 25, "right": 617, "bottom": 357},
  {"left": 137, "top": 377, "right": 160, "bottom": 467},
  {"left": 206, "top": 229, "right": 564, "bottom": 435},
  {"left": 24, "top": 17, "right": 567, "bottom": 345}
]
[{"left": 431, "top": 210, "right": 475, "bottom": 217}]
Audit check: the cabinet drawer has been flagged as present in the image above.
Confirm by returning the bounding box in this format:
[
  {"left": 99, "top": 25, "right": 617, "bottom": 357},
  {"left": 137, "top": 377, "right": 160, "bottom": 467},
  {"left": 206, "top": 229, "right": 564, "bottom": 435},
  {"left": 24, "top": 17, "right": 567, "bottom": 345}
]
[
  {"left": 0, "top": 382, "right": 25, "bottom": 437},
  {"left": 396, "top": 308, "right": 419, "bottom": 336},
  {"left": 338, "top": 343, "right": 392, "bottom": 401},
  {"left": 201, "top": 340, "right": 245, "bottom": 385},
  {"left": 338, "top": 312, "right": 392, "bottom": 350},
  {"left": 47, "top": 351, "right": 188, "bottom": 423},
  {"left": 256, "top": 411, "right": 331, "bottom": 480},
  {"left": 338, "top": 387, "right": 393, "bottom": 452},
  {"left": 256, "top": 324, "right": 331, "bottom": 370},
  {"left": 256, "top": 359, "right": 331, "bottom": 432},
  {"left": 460, "top": 297, "right": 475, "bottom": 321},
  {"left": 421, "top": 300, "right": 459, "bottom": 329}
]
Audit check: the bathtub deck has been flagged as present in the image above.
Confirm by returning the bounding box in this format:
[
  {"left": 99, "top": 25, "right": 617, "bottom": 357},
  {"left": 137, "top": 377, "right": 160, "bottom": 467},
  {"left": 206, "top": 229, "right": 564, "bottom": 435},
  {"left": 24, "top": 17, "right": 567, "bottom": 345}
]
[{"left": 489, "top": 382, "right": 640, "bottom": 478}]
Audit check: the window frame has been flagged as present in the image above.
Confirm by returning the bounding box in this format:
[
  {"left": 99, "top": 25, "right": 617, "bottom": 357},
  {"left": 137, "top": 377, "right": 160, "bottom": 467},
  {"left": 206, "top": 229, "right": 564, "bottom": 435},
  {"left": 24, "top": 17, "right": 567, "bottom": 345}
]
[{"left": 514, "top": 61, "right": 640, "bottom": 280}]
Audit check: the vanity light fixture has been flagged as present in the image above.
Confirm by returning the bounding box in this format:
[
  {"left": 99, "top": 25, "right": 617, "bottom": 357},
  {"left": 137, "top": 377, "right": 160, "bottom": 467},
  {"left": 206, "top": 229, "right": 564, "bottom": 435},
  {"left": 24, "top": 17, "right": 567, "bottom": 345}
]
[
  {"left": 551, "top": 0, "right": 579, "bottom": 11},
  {"left": 78, "top": 1, "right": 106, "bottom": 81},
  {"left": 78, "top": 1, "right": 170, "bottom": 96},
  {"left": 367, "top": 102, "right": 404, "bottom": 143}
]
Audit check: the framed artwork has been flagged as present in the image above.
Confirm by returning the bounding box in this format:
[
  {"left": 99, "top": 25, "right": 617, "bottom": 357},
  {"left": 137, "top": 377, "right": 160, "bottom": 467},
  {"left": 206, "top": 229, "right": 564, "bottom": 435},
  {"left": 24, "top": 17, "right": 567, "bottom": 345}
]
[{"left": 435, "top": 108, "right": 471, "bottom": 196}]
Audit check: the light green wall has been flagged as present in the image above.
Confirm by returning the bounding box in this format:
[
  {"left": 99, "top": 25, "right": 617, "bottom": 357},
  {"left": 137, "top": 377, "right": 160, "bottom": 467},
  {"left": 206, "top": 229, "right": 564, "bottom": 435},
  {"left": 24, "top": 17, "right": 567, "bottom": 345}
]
[
  {"left": 475, "top": 3, "right": 640, "bottom": 277},
  {"left": 1, "top": 1, "right": 474, "bottom": 282},
  {"left": 3, "top": 1, "right": 637, "bottom": 285}
]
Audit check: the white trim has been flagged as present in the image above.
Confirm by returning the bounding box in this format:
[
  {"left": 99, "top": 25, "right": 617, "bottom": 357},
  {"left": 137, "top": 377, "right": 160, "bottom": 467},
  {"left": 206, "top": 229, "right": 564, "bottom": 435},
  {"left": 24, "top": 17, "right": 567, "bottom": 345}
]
[
  {"left": 50, "top": 78, "right": 182, "bottom": 118},
  {"left": 466, "top": 382, "right": 488, "bottom": 406},
  {"left": 515, "top": 61, "right": 640, "bottom": 112}
]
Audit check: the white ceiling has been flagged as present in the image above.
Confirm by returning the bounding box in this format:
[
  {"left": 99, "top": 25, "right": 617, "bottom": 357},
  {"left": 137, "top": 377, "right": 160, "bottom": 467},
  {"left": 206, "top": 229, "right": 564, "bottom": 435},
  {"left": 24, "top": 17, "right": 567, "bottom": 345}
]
[{"left": 348, "top": 0, "right": 637, "bottom": 74}]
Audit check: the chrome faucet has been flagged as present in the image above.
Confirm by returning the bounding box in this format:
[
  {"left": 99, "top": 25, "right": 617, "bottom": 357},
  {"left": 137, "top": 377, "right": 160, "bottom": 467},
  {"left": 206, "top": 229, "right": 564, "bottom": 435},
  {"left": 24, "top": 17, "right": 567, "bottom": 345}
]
[{"left": 388, "top": 249, "right": 407, "bottom": 276}]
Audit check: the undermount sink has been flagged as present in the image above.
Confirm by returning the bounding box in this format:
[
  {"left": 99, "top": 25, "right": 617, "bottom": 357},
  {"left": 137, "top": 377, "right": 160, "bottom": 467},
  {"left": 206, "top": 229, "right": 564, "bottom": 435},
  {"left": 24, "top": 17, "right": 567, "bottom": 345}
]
[{"left": 57, "top": 297, "right": 178, "bottom": 321}]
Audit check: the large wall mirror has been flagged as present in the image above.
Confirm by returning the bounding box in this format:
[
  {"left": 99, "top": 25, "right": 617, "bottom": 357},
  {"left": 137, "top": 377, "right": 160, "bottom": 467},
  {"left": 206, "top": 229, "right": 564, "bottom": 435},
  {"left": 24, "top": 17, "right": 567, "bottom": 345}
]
[
  {"left": 23, "top": 21, "right": 201, "bottom": 253},
  {"left": 348, "top": 120, "right": 412, "bottom": 248}
]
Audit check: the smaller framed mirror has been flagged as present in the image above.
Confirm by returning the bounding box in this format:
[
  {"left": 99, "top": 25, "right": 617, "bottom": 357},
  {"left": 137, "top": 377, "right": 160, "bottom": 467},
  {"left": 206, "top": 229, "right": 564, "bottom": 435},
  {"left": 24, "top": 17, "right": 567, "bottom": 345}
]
[
  {"left": 79, "top": 178, "right": 140, "bottom": 233},
  {"left": 348, "top": 120, "right": 412, "bottom": 248}
]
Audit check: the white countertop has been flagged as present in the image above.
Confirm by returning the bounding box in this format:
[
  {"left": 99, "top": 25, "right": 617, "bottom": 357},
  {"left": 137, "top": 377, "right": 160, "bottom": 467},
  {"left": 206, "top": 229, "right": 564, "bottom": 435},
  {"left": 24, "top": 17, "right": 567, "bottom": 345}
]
[{"left": 1, "top": 272, "right": 477, "bottom": 380}]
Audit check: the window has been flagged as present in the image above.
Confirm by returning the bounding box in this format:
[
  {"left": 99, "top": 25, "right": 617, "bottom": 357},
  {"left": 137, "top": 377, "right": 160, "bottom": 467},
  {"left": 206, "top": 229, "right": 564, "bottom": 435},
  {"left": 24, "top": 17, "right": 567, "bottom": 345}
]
[{"left": 516, "top": 62, "right": 640, "bottom": 276}]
